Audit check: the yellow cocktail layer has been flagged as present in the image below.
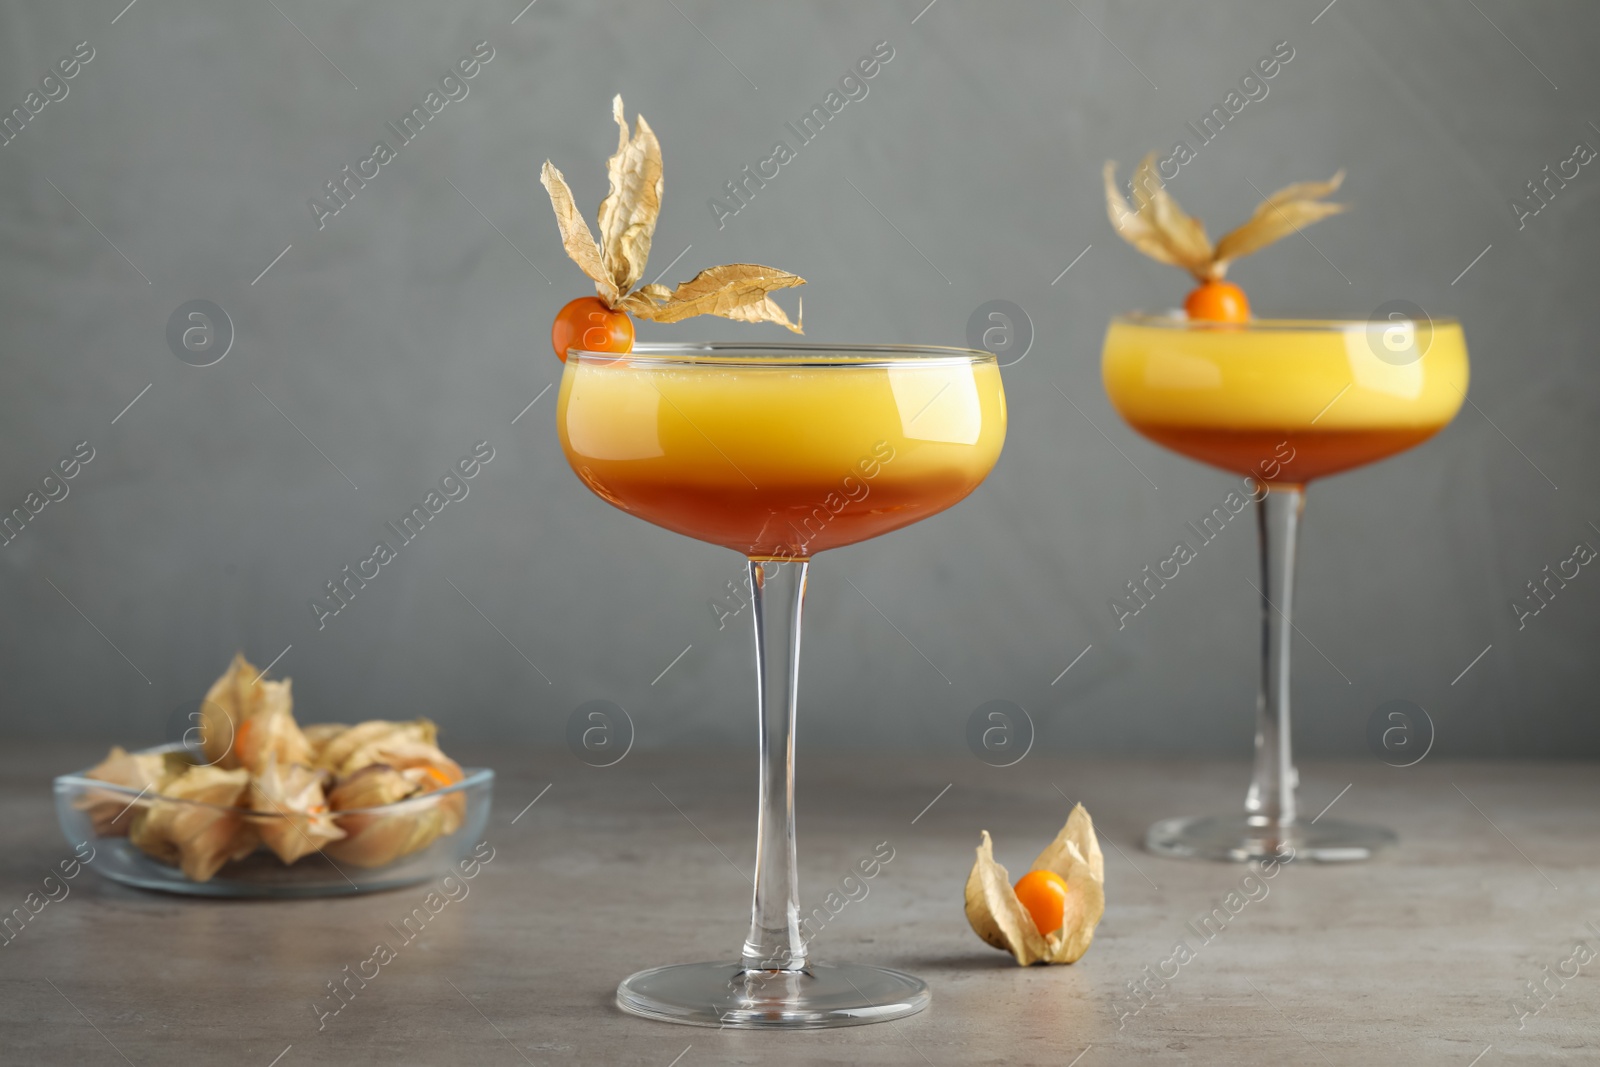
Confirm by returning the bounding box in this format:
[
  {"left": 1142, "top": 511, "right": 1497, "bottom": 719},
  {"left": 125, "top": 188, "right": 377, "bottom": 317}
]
[
  {"left": 560, "top": 358, "right": 1005, "bottom": 485},
  {"left": 1102, "top": 320, "right": 1469, "bottom": 430}
]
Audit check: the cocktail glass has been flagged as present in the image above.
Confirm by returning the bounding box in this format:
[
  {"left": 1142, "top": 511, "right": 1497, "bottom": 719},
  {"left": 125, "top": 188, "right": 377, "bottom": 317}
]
[
  {"left": 559, "top": 342, "right": 1006, "bottom": 1027},
  {"left": 1101, "top": 315, "right": 1468, "bottom": 861}
]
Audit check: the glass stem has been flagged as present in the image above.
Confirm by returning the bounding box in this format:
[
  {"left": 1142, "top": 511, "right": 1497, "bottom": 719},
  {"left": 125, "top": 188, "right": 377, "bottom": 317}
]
[
  {"left": 1245, "top": 486, "right": 1304, "bottom": 829},
  {"left": 741, "top": 558, "right": 809, "bottom": 972}
]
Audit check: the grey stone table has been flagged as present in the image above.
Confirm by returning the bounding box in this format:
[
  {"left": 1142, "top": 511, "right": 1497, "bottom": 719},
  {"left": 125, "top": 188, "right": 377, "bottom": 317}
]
[{"left": 3, "top": 743, "right": 1596, "bottom": 1066}]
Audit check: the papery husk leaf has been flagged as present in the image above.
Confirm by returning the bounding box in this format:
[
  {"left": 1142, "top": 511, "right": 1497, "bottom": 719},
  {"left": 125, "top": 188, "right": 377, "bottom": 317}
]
[
  {"left": 130, "top": 765, "right": 257, "bottom": 883},
  {"left": 720, "top": 294, "right": 803, "bottom": 334},
  {"left": 78, "top": 746, "right": 184, "bottom": 835},
  {"left": 1104, "top": 161, "right": 1184, "bottom": 271},
  {"left": 1129, "top": 154, "right": 1213, "bottom": 275},
  {"left": 964, "top": 831, "right": 1051, "bottom": 966},
  {"left": 632, "top": 264, "right": 806, "bottom": 325},
  {"left": 128, "top": 808, "right": 181, "bottom": 866},
  {"left": 336, "top": 734, "right": 459, "bottom": 782},
  {"left": 198, "top": 653, "right": 255, "bottom": 768},
  {"left": 353, "top": 740, "right": 466, "bottom": 834},
  {"left": 381, "top": 741, "right": 464, "bottom": 784},
  {"left": 315, "top": 719, "right": 437, "bottom": 774},
  {"left": 302, "top": 722, "right": 347, "bottom": 763},
  {"left": 325, "top": 756, "right": 463, "bottom": 866},
  {"left": 249, "top": 761, "right": 344, "bottom": 864},
  {"left": 326, "top": 786, "right": 450, "bottom": 869},
  {"left": 965, "top": 805, "right": 1107, "bottom": 966},
  {"left": 1031, "top": 802, "right": 1105, "bottom": 885},
  {"left": 1213, "top": 186, "right": 1346, "bottom": 266},
  {"left": 1028, "top": 804, "right": 1107, "bottom": 964},
  {"left": 232, "top": 681, "right": 312, "bottom": 775},
  {"left": 1113, "top": 161, "right": 1190, "bottom": 271},
  {"left": 614, "top": 284, "right": 672, "bottom": 316},
  {"left": 197, "top": 653, "right": 307, "bottom": 771},
  {"left": 596, "top": 95, "right": 663, "bottom": 296},
  {"left": 1259, "top": 170, "right": 1345, "bottom": 211},
  {"left": 328, "top": 765, "right": 419, "bottom": 810},
  {"left": 541, "top": 160, "right": 617, "bottom": 305}
]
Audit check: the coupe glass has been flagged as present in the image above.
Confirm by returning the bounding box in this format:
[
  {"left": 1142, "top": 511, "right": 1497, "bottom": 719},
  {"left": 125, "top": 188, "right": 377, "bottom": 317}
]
[
  {"left": 1101, "top": 315, "right": 1468, "bottom": 861},
  {"left": 558, "top": 342, "right": 1006, "bottom": 1027}
]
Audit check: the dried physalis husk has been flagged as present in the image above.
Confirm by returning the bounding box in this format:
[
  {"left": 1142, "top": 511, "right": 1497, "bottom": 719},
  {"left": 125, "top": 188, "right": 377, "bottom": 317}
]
[
  {"left": 1103, "top": 154, "right": 1344, "bottom": 282},
  {"left": 618, "top": 264, "right": 804, "bottom": 332},
  {"left": 78, "top": 746, "right": 188, "bottom": 835},
  {"left": 197, "top": 652, "right": 311, "bottom": 771},
  {"left": 323, "top": 734, "right": 467, "bottom": 866},
  {"left": 249, "top": 761, "right": 345, "bottom": 864},
  {"left": 541, "top": 95, "right": 805, "bottom": 333},
  {"left": 340, "top": 738, "right": 463, "bottom": 786},
  {"left": 964, "top": 803, "right": 1106, "bottom": 966},
  {"left": 197, "top": 653, "right": 256, "bottom": 767},
  {"left": 342, "top": 738, "right": 466, "bottom": 835},
  {"left": 301, "top": 722, "right": 348, "bottom": 764},
  {"left": 130, "top": 765, "right": 258, "bottom": 883},
  {"left": 327, "top": 764, "right": 419, "bottom": 810},
  {"left": 324, "top": 765, "right": 449, "bottom": 868},
  {"left": 315, "top": 719, "right": 439, "bottom": 775},
  {"left": 596, "top": 92, "right": 663, "bottom": 298},
  {"left": 232, "top": 680, "right": 313, "bottom": 775}
]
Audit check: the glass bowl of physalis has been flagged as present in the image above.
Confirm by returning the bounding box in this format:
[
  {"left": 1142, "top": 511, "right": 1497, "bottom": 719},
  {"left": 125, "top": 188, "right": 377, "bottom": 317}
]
[
  {"left": 965, "top": 804, "right": 1106, "bottom": 965},
  {"left": 53, "top": 653, "right": 493, "bottom": 898}
]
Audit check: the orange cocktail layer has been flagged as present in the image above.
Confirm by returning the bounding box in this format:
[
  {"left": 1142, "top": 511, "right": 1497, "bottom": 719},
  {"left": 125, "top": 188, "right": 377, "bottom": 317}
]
[
  {"left": 1132, "top": 426, "right": 1446, "bottom": 482},
  {"left": 558, "top": 356, "right": 1006, "bottom": 557},
  {"left": 1103, "top": 319, "right": 1468, "bottom": 483}
]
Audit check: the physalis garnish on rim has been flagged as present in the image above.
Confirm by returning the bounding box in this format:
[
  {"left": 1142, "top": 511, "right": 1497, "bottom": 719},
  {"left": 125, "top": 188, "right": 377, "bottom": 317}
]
[
  {"left": 965, "top": 802, "right": 1106, "bottom": 966},
  {"left": 540, "top": 95, "right": 805, "bottom": 361},
  {"left": 1103, "top": 154, "right": 1345, "bottom": 323}
]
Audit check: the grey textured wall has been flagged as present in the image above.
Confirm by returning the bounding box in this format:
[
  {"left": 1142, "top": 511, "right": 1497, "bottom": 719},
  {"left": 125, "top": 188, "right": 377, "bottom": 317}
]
[{"left": 3, "top": 1, "right": 1597, "bottom": 759}]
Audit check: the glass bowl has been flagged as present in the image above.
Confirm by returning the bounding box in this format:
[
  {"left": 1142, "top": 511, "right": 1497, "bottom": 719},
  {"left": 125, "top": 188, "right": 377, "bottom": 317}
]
[{"left": 54, "top": 744, "right": 493, "bottom": 897}]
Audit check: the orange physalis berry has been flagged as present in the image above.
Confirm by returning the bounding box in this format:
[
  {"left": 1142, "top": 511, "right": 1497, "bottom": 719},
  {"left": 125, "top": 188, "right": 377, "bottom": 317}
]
[
  {"left": 551, "top": 296, "right": 634, "bottom": 362},
  {"left": 418, "top": 765, "right": 458, "bottom": 790},
  {"left": 231, "top": 717, "right": 254, "bottom": 761},
  {"left": 1184, "top": 280, "right": 1251, "bottom": 323},
  {"left": 1013, "top": 869, "right": 1070, "bottom": 936}
]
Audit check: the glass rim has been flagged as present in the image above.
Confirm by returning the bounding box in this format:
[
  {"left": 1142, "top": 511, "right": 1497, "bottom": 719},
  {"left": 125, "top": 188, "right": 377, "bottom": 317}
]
[
  {"left": 1110, "top": 312, "right": 1461, "bottom": 331},
  {"left": 566, "top": 341, "right": 996, "bottom": 368},
  {"left": 55, "top": 742, "right": 493, "bottom": 817}
]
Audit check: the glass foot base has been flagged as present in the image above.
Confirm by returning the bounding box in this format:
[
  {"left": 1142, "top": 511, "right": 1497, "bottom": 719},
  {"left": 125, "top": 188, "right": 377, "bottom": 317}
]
[
  {"left": 1146, "top": 814, "right": 1397, "bottom": 863},
  {"left": 616, "top": 961, "right": 930, "bottom": 1029}
]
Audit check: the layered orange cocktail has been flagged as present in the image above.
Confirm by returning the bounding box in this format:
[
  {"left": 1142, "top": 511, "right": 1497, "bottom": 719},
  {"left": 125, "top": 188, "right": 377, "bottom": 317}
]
[
  {"left": 559, "top": 345, "right": 1007, "bottom": 558},
  {"left": 1102, "top": 316, "right": 1468, "bottom": 483}
]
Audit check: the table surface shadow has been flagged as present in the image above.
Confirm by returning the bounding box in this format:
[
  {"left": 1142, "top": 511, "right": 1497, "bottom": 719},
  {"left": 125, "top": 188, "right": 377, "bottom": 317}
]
[{"left": 3, "top": 742, "right": 1596, "bottom": 1066}]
